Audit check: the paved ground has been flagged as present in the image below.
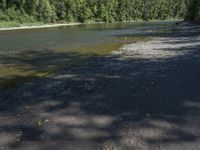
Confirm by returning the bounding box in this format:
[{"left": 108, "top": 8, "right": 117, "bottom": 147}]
[{"left": 0, "top": 23, "right": 200, "bottom": 150}]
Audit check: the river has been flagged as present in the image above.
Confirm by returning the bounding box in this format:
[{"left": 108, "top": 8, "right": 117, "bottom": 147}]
[{"left": 0, "top": 21, "right": 175, "bottom": 88}]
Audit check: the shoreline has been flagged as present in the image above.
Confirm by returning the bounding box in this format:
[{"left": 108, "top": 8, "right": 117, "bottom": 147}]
[
  {"left": 0, "top": 20, "right": 181, "bottom": 32},
  {"left": 0, "top": 23, "right": 83, "bottom": 31}
]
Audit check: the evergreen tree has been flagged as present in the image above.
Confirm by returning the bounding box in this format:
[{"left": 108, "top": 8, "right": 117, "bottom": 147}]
[{"left": 0, "top": 0, "right": 193, "bottom": 23}]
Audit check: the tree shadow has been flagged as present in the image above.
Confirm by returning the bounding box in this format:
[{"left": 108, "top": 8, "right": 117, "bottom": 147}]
[{"left": 0, "top": 24, "right": 200, "bottom": 150}]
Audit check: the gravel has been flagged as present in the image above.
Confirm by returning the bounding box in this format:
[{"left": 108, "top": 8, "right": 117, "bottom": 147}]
[{"left": 113, "top": 36, "right": 200, "bottom": 59}]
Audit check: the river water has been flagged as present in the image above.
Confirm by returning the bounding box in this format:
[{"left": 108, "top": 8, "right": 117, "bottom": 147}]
[{"left": 0, "top": 21, "right": 176, "bottom": 88}]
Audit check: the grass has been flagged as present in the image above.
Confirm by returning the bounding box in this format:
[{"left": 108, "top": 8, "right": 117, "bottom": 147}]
[
  {"left": 0, "top": 21, "right": 21, "bottom": 28},
  {"left": 0, "top": 21, "right": 45, "bottom": 28}
]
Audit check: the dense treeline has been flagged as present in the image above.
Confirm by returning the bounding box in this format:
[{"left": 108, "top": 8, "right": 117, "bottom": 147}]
[
  {"left": 0, "top": 0, "right": 192, "bottom": 23},
  {"left": 188, "top": 0, "right": 200, "bottom": 21}
]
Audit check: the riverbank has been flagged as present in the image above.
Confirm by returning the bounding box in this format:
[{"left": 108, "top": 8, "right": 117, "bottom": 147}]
[
  {"left": 114, "top": 23, "right": 199, "bottom": 59},
  {"left": 0, "top": 22, "right": 82, "bottom": 31},
  {"left": 0, "top": 19, "right": 181, "bottom": 31}
]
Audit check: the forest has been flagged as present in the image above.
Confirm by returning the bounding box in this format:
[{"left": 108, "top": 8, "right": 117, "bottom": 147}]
[
  {"left": 190, "top": 0, "right": 200, "bottom": 22},
  {"left": 0, "top": 0, "right": 196, "bottom": 23}
]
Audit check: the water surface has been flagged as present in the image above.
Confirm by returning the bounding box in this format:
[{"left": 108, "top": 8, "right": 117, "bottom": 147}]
[{"left": 0, "top": 21, "right": 176, "bottom": 88}]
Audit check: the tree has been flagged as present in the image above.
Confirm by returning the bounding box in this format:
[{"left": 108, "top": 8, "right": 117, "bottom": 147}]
[
  {"left": 0, "top": 0, "right": 7, "bottom": 10},
  {"left": 0, "top": 0, "right": 192, "bottom": 23},
  {"left": 38, "top": 0, "right": 56, "bottom": 23}
]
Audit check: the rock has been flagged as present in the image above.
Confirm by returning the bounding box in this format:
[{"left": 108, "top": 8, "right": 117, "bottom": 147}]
[
  {"left": 146, "top": 114, "right": 150, "bottom": 117},
  {"left": 44, "top": 119, "right": 49, "bottom": 123}
]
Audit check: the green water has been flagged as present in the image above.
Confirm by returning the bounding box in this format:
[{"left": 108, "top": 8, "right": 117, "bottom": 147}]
[{"left": 0, "top": 21, "right": 176, "bottom": 88}]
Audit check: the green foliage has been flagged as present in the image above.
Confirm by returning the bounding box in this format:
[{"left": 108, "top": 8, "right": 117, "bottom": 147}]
[
  {"left": 78, "top": 4, "right": 93, "bottom": 22},
  {"left": 186, "top": 0, "right": 200, "bottom": 20},
  {"left": 0, "top": 0, "right": 192, "bottom": 23}
]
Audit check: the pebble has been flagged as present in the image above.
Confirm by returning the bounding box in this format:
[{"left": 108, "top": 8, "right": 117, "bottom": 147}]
[
  {"left": 116, "top": 37, "right": 198, "bottom": 60},
  {"left": 146, "top": 114, "right": 150, "bottom": 117}
]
